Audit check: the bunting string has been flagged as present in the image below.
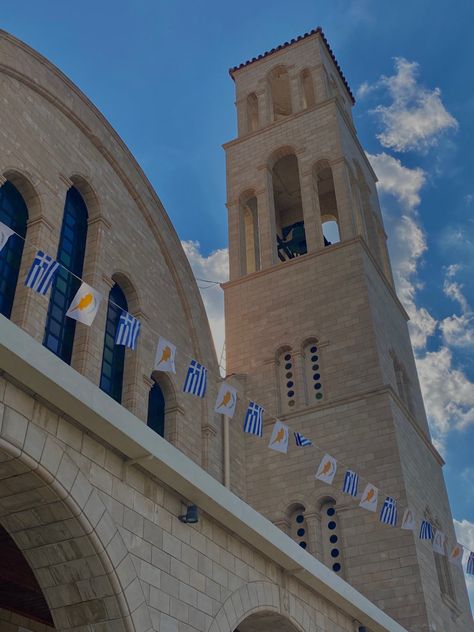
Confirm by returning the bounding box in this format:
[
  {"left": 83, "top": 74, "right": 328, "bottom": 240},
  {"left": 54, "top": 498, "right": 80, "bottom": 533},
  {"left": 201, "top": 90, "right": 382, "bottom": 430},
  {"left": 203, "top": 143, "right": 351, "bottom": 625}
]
[{"left": 1, "top": 221, "right": 473, "bottom": 577}]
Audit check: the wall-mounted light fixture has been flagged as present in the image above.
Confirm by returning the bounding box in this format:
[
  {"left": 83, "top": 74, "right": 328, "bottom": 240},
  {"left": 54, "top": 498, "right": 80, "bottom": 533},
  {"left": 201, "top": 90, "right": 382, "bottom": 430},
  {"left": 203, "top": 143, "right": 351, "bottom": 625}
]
[{"left": 178, "top": 504, "right": 199, "bottom": 524}]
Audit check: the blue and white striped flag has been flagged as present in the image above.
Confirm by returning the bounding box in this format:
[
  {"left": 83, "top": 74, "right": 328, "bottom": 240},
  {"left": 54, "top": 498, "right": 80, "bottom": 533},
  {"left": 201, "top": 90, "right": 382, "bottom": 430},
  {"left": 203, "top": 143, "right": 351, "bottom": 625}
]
[
  {"left": 244, "top": 402, "right": 264, "bottom": 437},
  {"left": 294, "top": 432, "right": 311, "bottom": 447},
  {"left": 467, "top": 552, "right": 474, "bottom": 575},
  {"left": 115, "top": 311, "right": 141, "bottom": 350},
  {"left": 342, "top": 470, "right": 359, "bottom": 497},
  {"left": 183, "top": 360, "right": 207, "bottom": 397},
  {"left": 380, "top": 496, "right": 397, "bottom": 527},
  {"left": 24, "top": 250, "right": 59, "bottom": 295},
  {"left": 419, "top": 520, "right": 433, "bottom": 540}
]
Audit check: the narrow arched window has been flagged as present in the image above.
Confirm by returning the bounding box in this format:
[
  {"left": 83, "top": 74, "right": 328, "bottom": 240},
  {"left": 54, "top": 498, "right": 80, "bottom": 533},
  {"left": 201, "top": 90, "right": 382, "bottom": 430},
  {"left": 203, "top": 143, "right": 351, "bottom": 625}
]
[
  {"left": 314, "top": 162, "right": 341, "bottom": 247},
  {"left": 43, "top": 187, "right": 88, "bottom": 363},
  {"left": 273, "top": 154, "right": 307, "bottom": 261},
  {"left": 246, "top": 92, "right": 259, "bottom": 132},
  {"left": 240, "top": 193, "right": 260, "bottom": 274},
  {"left": 269, "top": 66, "right": 292, "bottom": 121},
  {"left": 147, "top": 379, "right": 165, "bottom": 437},
  {"left": 277, "top": 347, "right": 296, "bottom": 413},
  {"left": 0, "top": 181, "right": 28, "bottom": 318},
  {"left": 289, "top": 505, "right": 308, "bottom": 551},
  {"left": 301, "top": 69, "right": 315, "bottom": 109},
  {"left": 99, "top": 283, "right": 127, "bottom": 403},
  {"left": 320, "top": 498, "right": 344, "bottom": 576},
  {"left": 303, "top": 339, "right": 324, "bottom": 404}
]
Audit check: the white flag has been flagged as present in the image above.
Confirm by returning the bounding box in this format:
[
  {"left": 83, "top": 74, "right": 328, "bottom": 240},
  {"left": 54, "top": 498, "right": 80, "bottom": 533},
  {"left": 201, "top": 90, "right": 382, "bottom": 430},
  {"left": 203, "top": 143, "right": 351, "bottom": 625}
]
[
  {"left": 315, "top": 454, "right": 337, "bottom": 484},
  {"left": 401, "top": 507, "right": 416, "bottom": 531},
  {"left": 433, "top": 530, "right": 446, "bottom": 555},
  {"left": 66, "top": 282, "right": 102, "bottom": 326},
  {"left": 214, "top": 382, "right": 238, "bottom": 418},
  {"left": 268, "top": 420, "right": 289, "bottom": 454},
  {"left": 0, "top": 221, "right": 15, "bottom": 252},
  {"left": 154, "top": 337, "right": 176, "bottom": 373},
  {"left": 449, "top": 544, "right": 464, "bottom": 568},
  {"left": 359, "top": 484, "right": 379, "bottom": 512}
]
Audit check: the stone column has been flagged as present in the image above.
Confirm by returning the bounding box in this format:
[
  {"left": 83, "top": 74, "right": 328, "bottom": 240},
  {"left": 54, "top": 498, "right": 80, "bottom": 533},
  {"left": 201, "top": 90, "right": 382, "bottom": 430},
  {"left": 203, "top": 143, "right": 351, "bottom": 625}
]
[
  {"left": 256, "top": 88, "right": 267, "bottom": 128},
  {"left": 235, "top": 97, "right": 247, "bottom": 137},
  {"left": 299, "top": 167, "right": 325, "bottom": 253},
  {"left": 227, "top": 200, "right": 242, "bottom": 280},
  {"left": 289, "top": 69, "right": 301, "bottom": 113},
  {"left": 305, "top": 512, "right": 321, "bottom": 559},
  {"left": 255, "top": 167, "right": 277, "bottom": 269},
  {"left": 331, "top": 160, "right": 356, "bottom": 241}
]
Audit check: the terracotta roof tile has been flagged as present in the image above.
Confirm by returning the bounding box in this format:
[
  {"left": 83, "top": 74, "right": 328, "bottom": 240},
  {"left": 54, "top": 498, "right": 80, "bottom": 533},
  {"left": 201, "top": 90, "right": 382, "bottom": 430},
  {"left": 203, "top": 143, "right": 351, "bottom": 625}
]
[{"left": 228, "top": 27, "right": 355, "bottom": 104}]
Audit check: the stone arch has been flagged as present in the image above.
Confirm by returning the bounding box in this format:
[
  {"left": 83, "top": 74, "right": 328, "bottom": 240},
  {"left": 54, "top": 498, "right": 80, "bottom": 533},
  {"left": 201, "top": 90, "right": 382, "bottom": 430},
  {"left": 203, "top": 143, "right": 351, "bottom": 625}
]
[
  {"left": 207, "top": 580, "right": 317, "bottom": 632},
  {"left": 0, "top": 415, "right": 152, "bottom": 632},
  {"left": 2, "top": 168, "right": 43, "bottom": 221},
  {"left": 268, "top": 65, "right": 293, "bottom": 121},
  {"left": 69, "top": 173, "right": 102, "bottom": 223},
  {"left": 111, "top": 271, "right": 142, "bottom": 317}
]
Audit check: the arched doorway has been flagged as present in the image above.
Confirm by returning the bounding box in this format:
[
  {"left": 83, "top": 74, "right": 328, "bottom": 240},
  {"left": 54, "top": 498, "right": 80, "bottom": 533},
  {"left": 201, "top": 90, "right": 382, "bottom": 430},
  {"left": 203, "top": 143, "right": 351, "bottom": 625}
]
[{"left": 234, "top": 612, "right": 302, "bottom": 632}]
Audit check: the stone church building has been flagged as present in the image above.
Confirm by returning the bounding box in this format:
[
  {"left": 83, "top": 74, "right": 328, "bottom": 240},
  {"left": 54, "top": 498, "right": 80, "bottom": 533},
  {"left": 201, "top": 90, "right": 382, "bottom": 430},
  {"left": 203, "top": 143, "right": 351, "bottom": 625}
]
[{"left": 0, "top": 26, "right": 471, "bottom": 632}]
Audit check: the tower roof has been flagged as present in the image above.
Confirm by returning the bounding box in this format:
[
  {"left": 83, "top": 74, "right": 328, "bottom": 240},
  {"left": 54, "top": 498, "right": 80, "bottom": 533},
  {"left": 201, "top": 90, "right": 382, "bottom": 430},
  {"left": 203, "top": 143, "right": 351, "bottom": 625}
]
[{"left": 229, "top": 27, "right": 355, "bottom": 104}]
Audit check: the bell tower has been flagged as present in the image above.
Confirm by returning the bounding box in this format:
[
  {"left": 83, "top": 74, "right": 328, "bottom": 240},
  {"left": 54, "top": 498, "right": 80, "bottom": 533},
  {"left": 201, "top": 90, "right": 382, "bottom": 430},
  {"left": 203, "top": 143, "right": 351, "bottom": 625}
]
[{"left": 223, "top": 28, "right": 472, "bottom": 631}]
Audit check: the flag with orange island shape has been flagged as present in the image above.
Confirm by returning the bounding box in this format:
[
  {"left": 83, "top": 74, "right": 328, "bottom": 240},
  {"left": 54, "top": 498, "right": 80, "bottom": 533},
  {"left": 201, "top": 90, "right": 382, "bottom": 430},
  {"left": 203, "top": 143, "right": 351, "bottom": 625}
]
[
  {"left": 154, "top": 337, "right": 177, "bottom": 374},
  {"left": 214, "top": 382, "right": 238, "bottom": 418},
  {"left": 359, "top": 483, "right": 379, "bottom": 512},
  {"left": 66, "top": 282, "right": 102, "bottom": 326},
  {"left": 268, "top": 420, "right": 289, "bottom": 453},
  {"left": 315, "top": 454, "right": 337, "bottom": 484}
]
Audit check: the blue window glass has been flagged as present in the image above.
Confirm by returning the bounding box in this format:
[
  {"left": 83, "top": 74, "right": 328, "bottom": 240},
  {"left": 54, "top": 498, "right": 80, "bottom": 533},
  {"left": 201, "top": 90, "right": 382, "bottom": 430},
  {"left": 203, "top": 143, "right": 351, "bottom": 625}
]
[
  {"left": 328, "top": 520, "right": 337, "bottom": 530},
  {"left": 296, "top": 514, "right": 304, "bottom": 524},
  {"left": 0, "top": 181, "right": 28, "bottom": 318},
  {"left": 297, "top": 528, "right": 305, "bottom": 537},
  {"left": 299, "top": 541, "right": 307, "bottom": 549},
  {"left": 331, "top": 548, "right": 340, "bottom": 558},
  {"left": 99, "top": 284, "right": 127, "bottom": 403},
  {"left": 332, "top": 563, "right": 341, "bottom": 572},
  {"left": 327, "top": 507, "right": 336, "bottom": 516},
  {"left": 147, "top": 380, "right": 165, "bottom": 437},
  {"left": 43, "top": 187, "right": 88, "bottom": 363},
  {"left": 330, "top": 534, "right": 338, "bottom": 544}
]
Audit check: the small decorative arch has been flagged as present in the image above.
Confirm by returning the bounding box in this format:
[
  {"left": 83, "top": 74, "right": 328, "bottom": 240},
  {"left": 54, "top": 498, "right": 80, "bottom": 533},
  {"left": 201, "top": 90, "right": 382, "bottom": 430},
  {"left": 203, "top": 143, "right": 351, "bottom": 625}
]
[
  {"left": 2, "top": 168, "right": 42, "bottom": 220},
  {"left": 300, "top": 68, "right": 316, "bottom": 109},
  {"left": 246, "top": 92, "right": 259, "bottom": 132},
  {"left": 275, "top": 345, "right": 296, "bottom": 414},
  {"left": 239, "top": 190, "right": 260, "bottom": 275},
  {"left": 313, "top": 160, "right": 340, "bottom": 246},
  {"left": 0, "top": 179, "right": 29, "bottom": 318},
  {"left": 268, "top": 65, "right": 293, "bottom": 121},
  {"left": 69, "top": 173, "right": 102, "bottom": 222}
]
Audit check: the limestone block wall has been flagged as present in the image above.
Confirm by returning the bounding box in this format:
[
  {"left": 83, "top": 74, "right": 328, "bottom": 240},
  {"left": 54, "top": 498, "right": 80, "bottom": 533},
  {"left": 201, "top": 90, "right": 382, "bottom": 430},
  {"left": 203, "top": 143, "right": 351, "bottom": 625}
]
[
  {"left": 0, "top": 373, "right": 384, "bottom": 632},
  {"left": 0, "top": 31, "right": 222, "bottom": 475}
]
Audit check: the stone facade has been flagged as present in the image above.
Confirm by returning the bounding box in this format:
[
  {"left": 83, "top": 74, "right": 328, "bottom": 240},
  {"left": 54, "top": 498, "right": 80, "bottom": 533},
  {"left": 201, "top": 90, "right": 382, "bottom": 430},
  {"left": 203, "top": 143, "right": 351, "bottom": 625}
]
[
  {"left": 0, "top": 26, "right": 471, "bottom": 632},
  {"left": 223, "top": 29, "right": 472, "bottom": 632}
]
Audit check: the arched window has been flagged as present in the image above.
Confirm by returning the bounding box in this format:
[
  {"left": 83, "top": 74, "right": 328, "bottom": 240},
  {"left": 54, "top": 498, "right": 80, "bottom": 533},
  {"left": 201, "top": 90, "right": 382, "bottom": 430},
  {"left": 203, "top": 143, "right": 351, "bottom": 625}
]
[
  {"left": 289, "top": 504, "right": 308, "bottom": 551},
  {"left": 273, "top": 153, "right": 307, "bottom": 261},
  {"left": 300, "top": 69, "right": 315, "bottom": 109},
  {"left": 240, "top": 193, "right": 260, "bottom": 274},
  {"left": 268, "top": 66, "right": 292, "bottom": 121},
  {"left": 391, "top": 353, "right": 414, "bottom": 414},
  {"left": 0, "top": 181, "right": 28, "bottom": 318},
  {"left": 43, "top": 187, "right": 88, "bottom": 363},
  {"left": 277, "top": 347, "right": 296, "bottom": 413},
  {"left": 246, "top": 92, "right": 259, "bottom": 132},
  {"left": 303, "top": 339, "right": 324, "bottom": 404},
  {"left": 314, "top": 162, "right": 341, "bottom": 246},
  {"left": 147, "top": 379, "right": 165, "bottom": 438},
  {"left": 99, "top": 283, "right": 128, "bottom": 403},
  {"left": 319, "top": 498, "right": 344, "bottom": 576}
]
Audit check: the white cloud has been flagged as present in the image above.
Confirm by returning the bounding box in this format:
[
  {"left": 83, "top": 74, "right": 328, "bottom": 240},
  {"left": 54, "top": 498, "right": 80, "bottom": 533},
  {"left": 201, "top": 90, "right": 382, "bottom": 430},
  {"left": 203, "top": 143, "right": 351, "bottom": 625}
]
[
  {"left": 366, "top": 57, "right": 457, "bottom": 152},
  {"left": 181, "top": 240, "right": 228, "bottom": 362},
  {"left": 367, "top": 152, "right": 426, "bottom": 209},
  {"left": 440, "top": 265, "right": 474, "bottom": 347}
]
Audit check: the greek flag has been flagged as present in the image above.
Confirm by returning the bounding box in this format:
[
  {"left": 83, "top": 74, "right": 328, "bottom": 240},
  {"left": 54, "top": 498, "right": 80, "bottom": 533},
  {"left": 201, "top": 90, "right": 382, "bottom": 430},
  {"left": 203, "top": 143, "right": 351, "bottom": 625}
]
[
  {"left": 380, "top": 496, "right": 397, "bottom": 527},
  {"left": 294, "top": 432, "right": 311, "bottom": 447},
  {"left": 183, "top": 360, "right": 207, "bottom": 397},
  {"left": 419, "top": 520, "right": 433, "bottom": 540},
  {"left": 243, "top": 402, "right": 263, "bottom": 437},
  {"left": 467, "top": 552, "right": 474, "bottom": 575},
  {"left": 115, "top": 311, "right": 141, "bottom": 350},
  {"left": 24, "top": 251, "right": 59, "bottom": 295},
  {"left": 342, "top": 470, "right": 359, "bottom": 497}
]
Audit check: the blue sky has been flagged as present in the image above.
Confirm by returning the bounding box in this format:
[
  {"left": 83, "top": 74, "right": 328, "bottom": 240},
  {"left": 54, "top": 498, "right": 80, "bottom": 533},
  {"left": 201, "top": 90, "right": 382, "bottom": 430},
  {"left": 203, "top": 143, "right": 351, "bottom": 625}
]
[{"left": 3, "top": 0, "right": 473, "bottom": 610}]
